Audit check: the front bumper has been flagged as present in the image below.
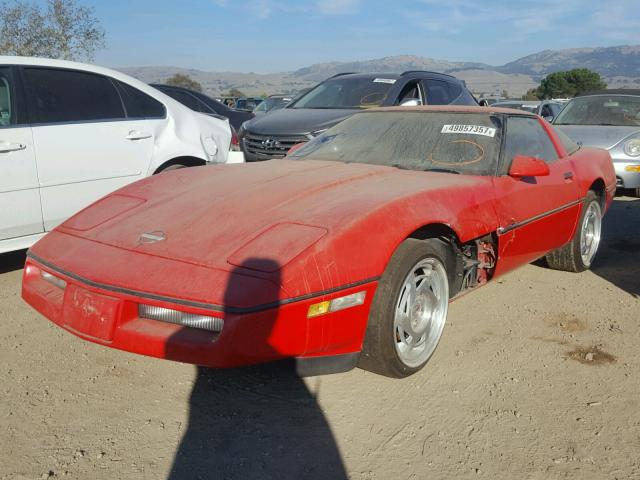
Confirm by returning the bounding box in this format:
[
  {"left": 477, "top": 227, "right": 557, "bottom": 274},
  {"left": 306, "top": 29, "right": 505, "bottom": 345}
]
[
  {"left": 22, "top": 255, "right": 376, "bottom": 371},
  {"left": 613, "top": 158, "right": 640, "bottom": 189}
]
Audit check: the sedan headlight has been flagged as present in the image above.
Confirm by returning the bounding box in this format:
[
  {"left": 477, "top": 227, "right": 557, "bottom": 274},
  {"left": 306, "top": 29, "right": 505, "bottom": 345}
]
[{"left": 624, "top": 139, "right": 640, "bottom": 157}]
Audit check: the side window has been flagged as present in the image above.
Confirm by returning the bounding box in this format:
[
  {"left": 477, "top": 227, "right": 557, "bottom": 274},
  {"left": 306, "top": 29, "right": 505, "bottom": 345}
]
[
  {"left": 502, "top": 116, "right": 559, "bottom": 172},
  {"left": 162, "top": 89, "right": 203, "bottom": 112},
  {"left": 0, "top": 67, "right": 15, "bottom": 127},
  {"left": 555, "top": 127, "right": 580, "bottom": 155},
  {"left": 24, "top": 67, "right": 124, "bottom": 124},
  {"left": 396, "top": 80, "right": 422, "bottom": 105},
  {"left": 115, "top": 81, "right": 166, "bottom": 119},
  {"left": 424, "top": 79, "right": 453, "bottom": 105}
]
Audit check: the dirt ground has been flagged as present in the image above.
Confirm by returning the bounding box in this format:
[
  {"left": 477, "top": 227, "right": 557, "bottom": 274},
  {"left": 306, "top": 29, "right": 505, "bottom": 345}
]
[{"left": 1, "top": 197, "right": 639, "bottom": 480}]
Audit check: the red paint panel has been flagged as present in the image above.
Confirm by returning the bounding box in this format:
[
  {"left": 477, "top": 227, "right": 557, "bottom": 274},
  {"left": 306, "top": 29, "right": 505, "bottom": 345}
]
[
  {"left": 62, "top": 285, "right": 120, "bottom": 342},
  {"left": 228, "top": 223, "right": 327, "bottom": 272},
  {"left": 63, "top": 194, "right": 145, "bottom": 231}
]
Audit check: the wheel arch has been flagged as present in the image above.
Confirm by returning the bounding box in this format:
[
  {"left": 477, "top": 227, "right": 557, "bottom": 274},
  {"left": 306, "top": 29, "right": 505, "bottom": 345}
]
[
  {"left": 153, "top": 156, "right": 207, "bottom": 174},
  {"left": 588, "top": 178, "right": 606, "bottom": 208},
  {"left": 405, "top": 222, "right": 464, "bottom": 296}
]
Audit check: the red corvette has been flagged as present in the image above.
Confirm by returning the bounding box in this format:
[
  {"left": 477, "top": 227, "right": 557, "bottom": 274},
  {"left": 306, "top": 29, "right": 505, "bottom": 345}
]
[{"left": 22, "top": 106, "right": 616, "bottom": 378}]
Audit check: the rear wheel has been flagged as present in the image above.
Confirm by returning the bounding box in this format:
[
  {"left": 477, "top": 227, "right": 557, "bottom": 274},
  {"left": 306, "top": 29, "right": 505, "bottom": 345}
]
[
  {"left": 359, "top": 238, "right": 451, "bottom": 378},
  {"left": 545, "top": 190, "right": 602, "bottom": 272}
]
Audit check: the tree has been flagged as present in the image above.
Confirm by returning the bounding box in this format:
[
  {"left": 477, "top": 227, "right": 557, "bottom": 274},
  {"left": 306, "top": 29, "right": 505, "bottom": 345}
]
[
  {"left": 522, "top": 88, "right": 539, "bottom": 100},
  {"left": 536, "top": 68, "right": 607, "bottom": 99},
  {"left": 165, "top": 73, "right": 203, "bottom": 92},
  {"left": 0, "top": 0, "right": 106, "bottom": 61},
  {"left": 227, "top": 88, "right": 245, "bottom": 97}
]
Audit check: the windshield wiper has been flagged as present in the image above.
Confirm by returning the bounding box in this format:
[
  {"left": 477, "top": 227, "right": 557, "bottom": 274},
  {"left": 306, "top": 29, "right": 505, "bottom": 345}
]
[{"left": 423, "top": 168, "right": 460, "bottom": 174}]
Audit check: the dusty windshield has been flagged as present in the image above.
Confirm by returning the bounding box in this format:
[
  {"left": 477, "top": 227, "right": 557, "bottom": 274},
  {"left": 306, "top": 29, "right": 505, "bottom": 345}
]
[
  {"left": 288, "top": 111, "right": 503, "bottom": 176},
  {"left": 554, "top": 95, "right": 640, "bottom": 126},
  {"left": 289, "top": 77, "right": 396, "bottom": 109}
]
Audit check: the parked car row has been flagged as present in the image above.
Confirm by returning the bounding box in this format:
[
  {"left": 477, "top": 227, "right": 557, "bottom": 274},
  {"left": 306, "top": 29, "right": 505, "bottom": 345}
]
[{"left": 0, "top": 54, "right": 630, "bottom": 379}]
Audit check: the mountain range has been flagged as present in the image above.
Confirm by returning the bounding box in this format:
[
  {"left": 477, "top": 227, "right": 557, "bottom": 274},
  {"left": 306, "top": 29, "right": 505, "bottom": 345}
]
[{"left": 119, "top": 45, "right": 640, "bottom": 99}]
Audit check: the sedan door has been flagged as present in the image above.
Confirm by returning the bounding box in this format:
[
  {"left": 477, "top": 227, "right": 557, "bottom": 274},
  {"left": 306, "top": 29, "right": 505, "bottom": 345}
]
[
  {"left": 22, "top": 67, "right": 155, "bottom": 230},
  {"left": 492, "top": 116, "right": 581, "bottom": 275},
  {"left": 0, "top": 66, "right": 43, "bottom": 245}
]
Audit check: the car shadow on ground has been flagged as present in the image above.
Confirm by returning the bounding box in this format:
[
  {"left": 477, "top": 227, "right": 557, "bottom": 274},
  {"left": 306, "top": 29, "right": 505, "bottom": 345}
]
[
  {"left": 590, "top": 196, "right": 640, "bottom": 298},
  {"left": 0, "top": 249, "right": 27, "bottom": 275},
  {"left": 167, "top": 259, "right": 348, "bottom": 480}
]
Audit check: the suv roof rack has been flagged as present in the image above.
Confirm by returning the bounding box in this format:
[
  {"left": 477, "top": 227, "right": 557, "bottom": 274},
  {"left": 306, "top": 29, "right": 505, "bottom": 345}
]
[
  {"left": 400, "top": 70, "right": 457, "bottom": 79},
  {"left": 328, "top": 72, "right": 359, "bottom": 79}
]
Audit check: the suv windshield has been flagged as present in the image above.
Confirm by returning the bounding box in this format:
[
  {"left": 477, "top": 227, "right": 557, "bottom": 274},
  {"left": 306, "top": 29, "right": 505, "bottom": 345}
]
[
  {"left": 554, "top": 95, "right": 640, "bottom": 126},
  {"left": 289, "top": 111, "right": 502, "bottom": 176},
  {"left": 290, "top": 77, "right": 396, "bottom": 110}
]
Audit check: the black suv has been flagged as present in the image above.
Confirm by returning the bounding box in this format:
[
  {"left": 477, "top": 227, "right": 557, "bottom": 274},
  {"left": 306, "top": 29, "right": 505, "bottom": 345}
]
[
  {"left": 239, "top": 71, "right": 477, "bottom": 161},
  {"left": 151, "top": 84, "right": 254, "bottom": 131}
]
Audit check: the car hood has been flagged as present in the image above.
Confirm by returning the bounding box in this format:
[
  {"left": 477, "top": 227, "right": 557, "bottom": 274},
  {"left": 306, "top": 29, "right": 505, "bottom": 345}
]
[
  {"left": 245, "top": 108, "right": 359, "bottom": 135},
  {"left": 56, "top": 160, "right": 485, "bottom": 273},
  {"left": 555, "top": 125, "right": 639, "bottom": 150}
]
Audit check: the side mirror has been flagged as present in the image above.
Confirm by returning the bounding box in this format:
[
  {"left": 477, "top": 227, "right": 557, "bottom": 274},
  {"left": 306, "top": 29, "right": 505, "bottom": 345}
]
[
  {"left": 543, "top": 115, "right": 554, "bottom": 122},
  {"left": 400, "top": 98, "right": 421, "bottom": 107},
  {"left": 509, "top": 155, "right": 550, "bottom": 178},
  {"left": 286, "top": 142, "right": 306, "bottom": 156}
]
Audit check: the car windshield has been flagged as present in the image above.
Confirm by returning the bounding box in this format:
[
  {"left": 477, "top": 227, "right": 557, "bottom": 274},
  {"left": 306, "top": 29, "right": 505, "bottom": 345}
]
[
  {"left": 554, "top": 95, "right": 640, "bottom": 126},
  {"left": 254, "top": 97, "right": 289, "bottom": 113},
  {"left": 288, "top": 111, "right": 502, "bottom": 176},
  {"left": 290, "top": 77, "right": 396, "bottom": 110}
]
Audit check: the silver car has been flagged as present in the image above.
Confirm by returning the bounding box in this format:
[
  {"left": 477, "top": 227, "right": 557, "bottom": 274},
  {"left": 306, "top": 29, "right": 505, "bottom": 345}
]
[{"left": 554, "top": 90, "right": 640, "bottom": 195}]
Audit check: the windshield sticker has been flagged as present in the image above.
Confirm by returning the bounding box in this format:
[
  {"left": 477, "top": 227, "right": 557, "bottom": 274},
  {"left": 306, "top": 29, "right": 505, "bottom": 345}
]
[
  {"left": 373, "top": 78, "right": 397, "bottom": 84},
  {"left": 441, "top": 124, "right": 496, "bottom": 137}
]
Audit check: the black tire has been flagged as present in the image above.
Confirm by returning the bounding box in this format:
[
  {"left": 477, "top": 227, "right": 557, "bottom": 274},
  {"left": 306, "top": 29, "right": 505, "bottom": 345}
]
[
  {"left": 633, "top": 187, "right": 640, "bottom": 198},
  {"left": 358, "top": 238, "right": 454, "bottom": 378},
  {"left": 545, "top": 190, "right": 602, "bottom": 273},
  {"left": 157, "top": 164, "right": 188, "bottom": 173}
]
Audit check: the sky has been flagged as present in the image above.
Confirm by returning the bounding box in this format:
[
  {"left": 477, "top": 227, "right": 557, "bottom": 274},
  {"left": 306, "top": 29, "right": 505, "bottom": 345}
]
[{"left": 70, "top": 0, "right": 640, "bottom": 72}]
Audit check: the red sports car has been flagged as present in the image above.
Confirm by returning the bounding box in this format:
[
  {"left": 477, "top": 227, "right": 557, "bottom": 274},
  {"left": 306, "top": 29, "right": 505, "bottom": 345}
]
[{"left": 22, "top": 106, "right": 616, "bottom": 378}]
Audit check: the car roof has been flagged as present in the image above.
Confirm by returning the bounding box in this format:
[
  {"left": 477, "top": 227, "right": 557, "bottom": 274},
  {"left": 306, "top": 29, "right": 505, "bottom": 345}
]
[
  {"left": 0, "top": 55, "right": 182, "bottom": 107},
  {"left": 578, "top": 89, "right": 640, "bottom": 97},
  {"left": 369, "top": 105, "right": 536, "bottom": 116},
  {"left": 327, "top": 72, "right": 401, "bottom": 80}
]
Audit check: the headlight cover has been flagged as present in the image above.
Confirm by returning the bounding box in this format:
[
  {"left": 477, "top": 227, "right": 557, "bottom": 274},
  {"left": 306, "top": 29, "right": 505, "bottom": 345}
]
[
  {"left": 624, "top": 139, "right": 640, "bottom": 157},
  {"left": 139, "top": 304, "right": 224, "bottom": 332}
]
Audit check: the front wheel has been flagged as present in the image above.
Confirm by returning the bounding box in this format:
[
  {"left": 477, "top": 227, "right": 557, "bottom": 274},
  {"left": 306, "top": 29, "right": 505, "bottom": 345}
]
[
  {"left": 359, "top": 238, "right": 451, "bottom": 378},
  {"left": 545, "top": 191, "right": 602, "bottom": 272}
]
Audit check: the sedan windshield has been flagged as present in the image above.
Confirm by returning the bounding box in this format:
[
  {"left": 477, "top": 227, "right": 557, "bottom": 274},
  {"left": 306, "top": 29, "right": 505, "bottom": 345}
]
[
  {"left": 554, "top": 95, "right": 640, "bottom": 126},
  {"left": 289, "top": 111, "right": 502, "bottom": 176},
  {"left": 290, "top": 77, "right": 396, "bottom": 109}
]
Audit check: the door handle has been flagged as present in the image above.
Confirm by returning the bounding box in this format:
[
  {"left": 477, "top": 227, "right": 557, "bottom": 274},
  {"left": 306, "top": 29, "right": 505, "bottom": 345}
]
[
  {"left": 0, "top": 141, "right": 26, "bottom": 153},
  {"left": 125, "top": 130, "right": 152, "bottom": 141},
  {"left": 563, "top": 171, "right": 574, "bottom": 180}
]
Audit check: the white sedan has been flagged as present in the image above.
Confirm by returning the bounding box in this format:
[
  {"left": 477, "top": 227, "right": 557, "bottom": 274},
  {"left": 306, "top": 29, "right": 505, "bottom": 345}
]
[{"left": 0, "top": 56, "right": 244, "bottom": 254}]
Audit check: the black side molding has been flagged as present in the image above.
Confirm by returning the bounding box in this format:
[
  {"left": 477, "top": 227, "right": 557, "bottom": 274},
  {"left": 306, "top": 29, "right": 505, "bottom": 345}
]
[{"left": 295, "top": 352, "right": 360, "bottom": 377}]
